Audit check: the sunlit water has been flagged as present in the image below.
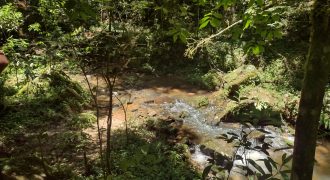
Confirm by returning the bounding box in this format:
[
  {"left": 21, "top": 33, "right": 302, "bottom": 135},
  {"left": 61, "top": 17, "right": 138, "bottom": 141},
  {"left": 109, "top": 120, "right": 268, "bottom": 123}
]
[{"left": 164, "top": 100, "right": 330, "bottom": 179}]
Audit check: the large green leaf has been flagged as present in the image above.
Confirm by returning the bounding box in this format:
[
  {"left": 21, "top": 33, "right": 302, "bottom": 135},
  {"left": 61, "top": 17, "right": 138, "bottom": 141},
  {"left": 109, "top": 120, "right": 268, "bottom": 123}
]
[{"left": 199, "top": 20, "right": 210, "bottom": 29}]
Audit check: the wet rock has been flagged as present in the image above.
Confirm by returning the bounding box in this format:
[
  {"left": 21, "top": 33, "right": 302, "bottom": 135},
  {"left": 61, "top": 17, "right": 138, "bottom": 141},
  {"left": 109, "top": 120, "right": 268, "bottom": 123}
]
[
  {"left": 179, "top": 111, "right": 190, "bottom": 118},
  {"left": 199, "top": 142, "right": 232, "bottom": 167},
  {"left": 200, "top": 137, "right": 235, "bottom": 159},
  {"left": 189, "top": 146, "right": 196, "bottom": 153},
  {"left": 247, "top": 130, "right": 266, "bottom": 143},
  {"left": 176, "top": 126, "right": 202, "bottom": 145},
  {"left": 199, "top": 144, "right": 214, "bottom": 157},
  {"left": 154, "top": 96, "right": 174, "bottom": 104},
  {"left": 264, "top": 138, "right": 273, "bottom": 145}
]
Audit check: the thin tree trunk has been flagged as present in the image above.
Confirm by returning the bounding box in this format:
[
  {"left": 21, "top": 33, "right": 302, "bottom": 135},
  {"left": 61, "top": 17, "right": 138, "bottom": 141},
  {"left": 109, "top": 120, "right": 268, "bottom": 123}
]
[
  {"left": 80, "top": 68, "right": 105, "bottom": 176},
  {"left": 114, "top": 93, "right": 130, "bottom": 145},
  {"left": 291, "top": 0, "right": 330, "bottom": 179},
  {"left": 103, "top": 74, "right": 116, "bottom": 174}
]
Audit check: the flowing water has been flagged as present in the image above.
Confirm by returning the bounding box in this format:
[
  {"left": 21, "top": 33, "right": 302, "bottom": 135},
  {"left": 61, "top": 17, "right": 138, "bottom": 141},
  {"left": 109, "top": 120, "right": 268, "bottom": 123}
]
[{"left": 164, "top": 100, "right": 330, "bottom": 180}]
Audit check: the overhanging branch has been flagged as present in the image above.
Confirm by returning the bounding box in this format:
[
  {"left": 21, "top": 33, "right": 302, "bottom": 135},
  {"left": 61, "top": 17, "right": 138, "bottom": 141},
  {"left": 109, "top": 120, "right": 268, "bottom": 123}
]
[{"left": 185, "top": 20, "right": 243, "bottom": 58}]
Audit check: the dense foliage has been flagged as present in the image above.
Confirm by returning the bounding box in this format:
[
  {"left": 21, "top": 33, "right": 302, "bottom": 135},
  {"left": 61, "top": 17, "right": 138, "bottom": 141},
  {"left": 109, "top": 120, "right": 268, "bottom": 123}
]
[{"left": 0, "top": 0, "right": 329, "bottom": 179}]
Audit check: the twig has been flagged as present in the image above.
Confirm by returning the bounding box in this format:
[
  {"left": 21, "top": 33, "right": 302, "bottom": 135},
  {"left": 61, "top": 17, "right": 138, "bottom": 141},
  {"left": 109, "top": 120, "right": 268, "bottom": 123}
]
[{"left": 185, "top": 20, "right": 243, "bottom": 58}]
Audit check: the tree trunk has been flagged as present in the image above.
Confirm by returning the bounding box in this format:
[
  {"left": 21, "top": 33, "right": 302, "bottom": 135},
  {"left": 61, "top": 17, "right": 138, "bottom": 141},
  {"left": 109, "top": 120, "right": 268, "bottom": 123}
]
[{"left": 291, "top": 0, "right": 330, "bottom": 179}]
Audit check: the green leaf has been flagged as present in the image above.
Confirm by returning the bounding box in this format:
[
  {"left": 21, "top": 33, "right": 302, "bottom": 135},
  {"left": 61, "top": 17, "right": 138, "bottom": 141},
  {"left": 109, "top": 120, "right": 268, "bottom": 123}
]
[
  {"left": 162, "top": 7, "right": 169, "bottom": 14},
  {"left": 256, "top": 0, "right": 264, "bottom": 6},
  {"left": 173, "top": 34, "right": 179, "bottom": 42},
  {"left": 210, "top": 18, "right": 221, "bottom": 27},
  {"left": 202, "top": 164, "right": 213, "bottom": 179},
  {"left": 273, "top": 31, "right": 283, "bottom": 39},
  {"left": 243, "top": 19, "right": 252, "bottom": 30},
  {"left": 252, "top": 46, "right": 259, "bottom": 54},
  {"left": 248, "top": 0, "right": 255, "bottom": 7},
  {"left": 199, "top": 20, "right": 210, "bottom": 29},
  {"left": 247, "top": 159, "right": 265, "bottom": 175},
  {"left": 204, "top": 12, "right": 213, "bottom": 17},
  {"left": 280, "top": 171, "right": 290, "bottom": 180},
  {"left": 179, "top": 33, "right": 187, "bottom": 43},
  {"left": 167, "top": 29, "right": 178, "bottom": 35},
  {"left": 260, "top": 30, "right": 267, "bottom": 38},
  {"left": 259, "top": 174, "right": 273, "bottom": 179},
  {"left": 281, "top": 170, "right": 291, "bottom": 174},
  {"left": 267, "top": 157, "right": 278, "bottom": 169},
  {"left": 212, "top": 12, "right": 222, "bottom": 19},
  {"left": 283, "top": 154, "right": 293, "bottom": 165},
  {"left": 258, "top": 159, "right": 272, "bottom": 174},
  {"left": 252, "top": 45, "right": 264, "bottom": 55},
  {"left": 281, "top": 153, "right": 287, "bottom": 163},
  {"left": 227, "top": 132, "right": 239, "bottom": 137},
  {"left": 267, "top": 32, "right": 274, "bottom": 40},
  {"left": 199, "top": 16, "right": 209, "bottom": 24}
]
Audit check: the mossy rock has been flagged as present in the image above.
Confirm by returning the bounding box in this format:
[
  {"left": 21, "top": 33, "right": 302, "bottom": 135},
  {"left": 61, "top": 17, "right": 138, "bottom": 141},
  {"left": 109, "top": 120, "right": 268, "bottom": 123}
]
[
  {"left": 208, "top": 87, "right": 286, "bottom": 126},
  {"left": 219, "top": 100, "right": 282, "bottom": 126},
  {"left": 240, "top": 87, "right": 286, "bottom": 110},
  {"left": 223, "top": 65, "right": 258, "bottom": 86},
  {"left": 199, "top": 138, "right": 234, "bottom": 166},
  {"left": 200, "top": 138, "right": 235, "bottom": 157},
  {"left": 223, "top": 65, "right": 258, "bottom": 98}
]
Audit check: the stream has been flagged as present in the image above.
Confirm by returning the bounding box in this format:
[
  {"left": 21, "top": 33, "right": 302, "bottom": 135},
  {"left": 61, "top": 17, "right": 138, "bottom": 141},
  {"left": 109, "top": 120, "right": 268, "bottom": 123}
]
[
  {"left": 164, "top": 100, "right": 330, "bottom": 180},
  {"left": 80, "top": 74, "right": 330, "bottom": 179}
]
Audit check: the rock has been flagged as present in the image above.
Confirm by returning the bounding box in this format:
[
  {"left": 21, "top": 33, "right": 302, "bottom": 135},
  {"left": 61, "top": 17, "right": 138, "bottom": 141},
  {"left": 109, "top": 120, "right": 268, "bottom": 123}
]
[
  {"left": 154, "top": 96, "right": 174, "bottom": 104},
  {"left": 147, "top": 109, "right": 157, "bottom": 117},
  {"left": 241, "top": 87, "right": 285, "bottom": 109},
  {"left": 247, "top": 130, "right": 266, "bottom": 143},
  {"left": 179, "top": 111, "right": 190, "bottom": 118},
  {"left": 218, "top": 100, "right": 282, "bottom": 126},
  {"left": 200, "top": 144, "right": 230, "bottom": 167},
  {"left": 223, "top": 65, "right": 258, "bottom": 97},
  {"left": 223, "top": 65, "right": 258, "bottom": 86}
]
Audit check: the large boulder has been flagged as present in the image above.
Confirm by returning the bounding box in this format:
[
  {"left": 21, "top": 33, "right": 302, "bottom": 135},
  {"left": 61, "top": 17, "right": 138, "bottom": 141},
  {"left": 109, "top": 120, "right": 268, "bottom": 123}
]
[
  {"left": 208, "top": 87, "right": 286, "bottom": 126},
  {"left": 223, "top": 65, "right": 258, "bottom": 98},
  {"left": 223, "top": 65, "right": 258, "bottom": 87}
]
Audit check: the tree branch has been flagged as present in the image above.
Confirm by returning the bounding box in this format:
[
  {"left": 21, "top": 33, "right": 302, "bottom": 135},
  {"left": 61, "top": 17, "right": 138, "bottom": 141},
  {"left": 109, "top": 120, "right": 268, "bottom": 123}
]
[{"left": 185, "top": 20, "right": 243, "bottom": 58}]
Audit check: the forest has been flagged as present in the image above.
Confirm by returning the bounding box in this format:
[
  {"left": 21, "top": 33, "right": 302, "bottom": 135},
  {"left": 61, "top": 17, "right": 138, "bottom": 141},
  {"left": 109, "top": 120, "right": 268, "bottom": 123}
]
[{"left": 0, "top": 0, "right": 330, "bottom": 179}]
